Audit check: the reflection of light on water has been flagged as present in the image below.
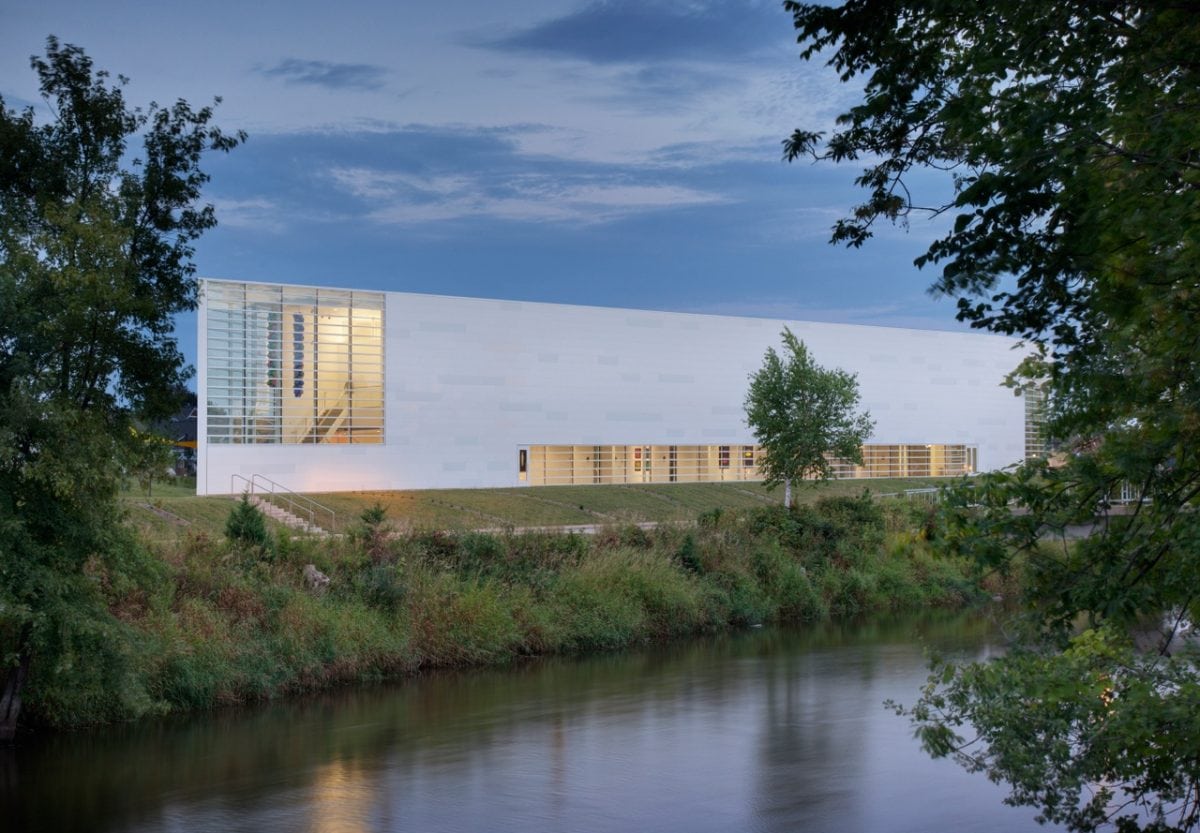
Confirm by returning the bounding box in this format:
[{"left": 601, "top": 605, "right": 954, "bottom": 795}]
[
  {"left": 309, "top": 758, "right": 374, "bottom": 833},
  {"left": 21, "top": 614, "right": 1055, "bottom": 833}
]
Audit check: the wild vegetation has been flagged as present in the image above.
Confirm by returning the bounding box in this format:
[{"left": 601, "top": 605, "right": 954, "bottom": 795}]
[
  {"left": 784, "top": 3, "right": 1200, "bottom": 829},
  {"left": 0, "top": 39, "right": 242, "bottom": 741},
  {"left": 16, "top": 495, "right": 996, "bottom": 731}
]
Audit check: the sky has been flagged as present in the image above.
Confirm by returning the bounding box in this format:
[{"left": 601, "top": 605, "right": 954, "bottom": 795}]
[{"left": 2, "top": 0, "right": 971, "bottom": 380}]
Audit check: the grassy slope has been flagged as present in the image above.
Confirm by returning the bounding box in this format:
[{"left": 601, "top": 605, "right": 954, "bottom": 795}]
[{"left": 122, "top": 476, "right": 948, "bottom": 539}]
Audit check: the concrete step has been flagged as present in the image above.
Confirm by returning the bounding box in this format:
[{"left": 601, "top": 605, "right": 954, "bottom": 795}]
[{"left": 244, "top": 494, "right": 327, "bottom": 536}]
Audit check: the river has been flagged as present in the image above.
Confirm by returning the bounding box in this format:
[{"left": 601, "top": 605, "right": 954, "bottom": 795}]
[{"left": 2, "top": 612, "right": 1058, "bottom": 832}]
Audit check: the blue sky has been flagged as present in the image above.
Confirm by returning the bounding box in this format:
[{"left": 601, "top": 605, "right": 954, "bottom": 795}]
[{"left": 2, "top": 0, "right": 970, "bottom": 380}]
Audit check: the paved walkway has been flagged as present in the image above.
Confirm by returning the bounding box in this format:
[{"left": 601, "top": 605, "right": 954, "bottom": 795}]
[{"left": 472, "top": 520, "right": 666, "bottom": 536}]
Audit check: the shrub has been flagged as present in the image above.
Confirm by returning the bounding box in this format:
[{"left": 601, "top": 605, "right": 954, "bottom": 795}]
[
  {"left": 411, "top": 529, "right": 460, "bottom": 564},
  {"left": 360, "top": 502, "right": 387, "bottom": 527},
  {"left": 352, "top": 502, "right": 393, "bottom": 564},
  {"left": 225, "top": 493, "right": 271, "bottom": 551},
  {"left": 821, "top": 566, "right": 878, "bottom": 617},
  {"left": 354, "top": 564, "right": 407, "bottom": 613},
  {"left": 546, "top": 551, "right": 656, "bottom": 651},
  {"left": 457, "top": 531, "right": 506, "bottom": 576},
  {"left": 676, "top": 534, "right": 703, "bottom": 574},
  {"left": 407, "top": 572, "right": 524, "bottom": 665},
  {"left": 712, "top": 568, "right": 771, "bottom": 626}
]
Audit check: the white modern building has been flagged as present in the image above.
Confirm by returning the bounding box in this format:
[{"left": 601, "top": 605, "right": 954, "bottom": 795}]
[{"left": 195, "top": 278, "right": 1035, "bottom": 495}]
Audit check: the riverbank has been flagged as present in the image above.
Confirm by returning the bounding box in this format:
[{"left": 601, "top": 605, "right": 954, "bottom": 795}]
[{"left": 22, "top": 494, "right": 1005, "bottom": 732}]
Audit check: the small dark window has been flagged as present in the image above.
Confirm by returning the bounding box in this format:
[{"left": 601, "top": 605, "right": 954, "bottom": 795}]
[
  {"left": 718, "top": 445, "right": 730, "bottom": 468},
  {"left": 519, "top": 449, "right": 527, "bottom": 474},
  {"left": 742, "top": 446, "right": 755, "bottom": 467}
]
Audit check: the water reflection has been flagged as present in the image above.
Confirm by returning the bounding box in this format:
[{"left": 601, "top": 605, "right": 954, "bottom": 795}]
[{"left": 2, "top": 612, "right": 1056, "bottom": 832}]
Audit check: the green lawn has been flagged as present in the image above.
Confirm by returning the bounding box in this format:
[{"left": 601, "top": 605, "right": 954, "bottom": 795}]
[
  {"left": 122, "top": 475, "right": 947, "bottom": 541},
  {"left": 122, "top": 487, "right": 292, "bottom": 545}
]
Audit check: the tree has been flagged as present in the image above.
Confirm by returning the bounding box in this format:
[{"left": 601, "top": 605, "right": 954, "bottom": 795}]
[
  {"left": 744, "top": 328, "right": 874, "bottom": 506},
  {"left": 127, "top": 427, "right": 176, "bottom": 497},
  {"left": 226, "top": 493, "right": 272, "bottom": 552},
  {"left": 784, "top": 2, "right": 1200, "bottom": 830},
  {"left": 0, "top": 38, "right": 242, "bottom": 739}
]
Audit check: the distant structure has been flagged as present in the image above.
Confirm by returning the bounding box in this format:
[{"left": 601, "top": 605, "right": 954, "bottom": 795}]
[{"left": 195, "top": 278, "right": 1035, "bottom": 495}]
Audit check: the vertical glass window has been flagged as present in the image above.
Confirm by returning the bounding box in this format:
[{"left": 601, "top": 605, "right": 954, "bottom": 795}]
[
  {"left": 206, "top": 281, "right": 385, "bottom": 444},
  {"left": 1024, "top": 388, "right": 1047, "bottom": 459},
  {"left": 742, "top": 446, "right": 755, "bottom": 468}
]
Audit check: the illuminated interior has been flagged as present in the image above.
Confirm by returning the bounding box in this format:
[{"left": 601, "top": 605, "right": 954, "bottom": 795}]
[
  {"left": 1023, "top": 388, "right": 1047, "bottom": 459},
  {"left": 523, "top": 444, "right": 976, "bottom": 486},
  {"left": 206, "top": 281, "right": 384, "bottom": 444}
]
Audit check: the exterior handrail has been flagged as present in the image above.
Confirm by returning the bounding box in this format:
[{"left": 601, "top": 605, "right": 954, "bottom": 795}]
[
  {"left": 875, "top": 487, "right": 941, "bottom": 502},
  {"left": 230, "top": 473, "right": 338, "bottom": 532}
]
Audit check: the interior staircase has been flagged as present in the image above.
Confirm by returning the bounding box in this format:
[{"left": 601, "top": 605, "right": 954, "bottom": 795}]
[{"left": 304, "top": 381, "right": 352, "bottom": 443}]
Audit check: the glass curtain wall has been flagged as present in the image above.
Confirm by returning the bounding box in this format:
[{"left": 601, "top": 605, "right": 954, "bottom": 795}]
[
  {"left": 524, "top": 443, "right": 976, "bottom": 486},
  {"left": 206, "top": 281, "right": 384, "bottom": 444},
  {"left": 1023, "top": 388, "right": 1048, "bottom": 459}
]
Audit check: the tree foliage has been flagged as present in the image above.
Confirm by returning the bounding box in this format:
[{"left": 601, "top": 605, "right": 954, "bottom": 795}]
[
  {"left": 226, "top": 493, "right": 272, "bottom": 552},
  {"left": 0, "top": 38, "right": 242, "bottom": 738},
  {"left": 784, "top": 2, "right": 1200, "bottom": 829},
  {"left": 744, "top": 328, "right": 874, "bottom": 504}
]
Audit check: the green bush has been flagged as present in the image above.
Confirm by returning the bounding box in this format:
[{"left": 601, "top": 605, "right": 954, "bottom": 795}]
[
  {"left": 353, "top": 564, "right": 407, "bottom": 613},
  {"left": 225, "top": 493, "right": 271, "bottom": 551},
  {"left": 457, "top": 531, "right": 506, "bottom": 576},
  {"left": 712, "top": 568, "right": 772, "bottom": 626},
  {"left": 359, "top": 502, "right": 387, "bottom": 527},
  {"left": 351, "top": 501, "right": 393, "bottom": 564},
  {"left": 407, "top": 571, "right": 524, "bottom": 665},
  {"left": 676, "top": 534, "right": 703, "bottom": 574}
]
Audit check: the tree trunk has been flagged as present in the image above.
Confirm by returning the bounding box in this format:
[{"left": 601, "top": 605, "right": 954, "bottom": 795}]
[
  {"left": 0, "top": 653, "right": 29, "bottom": 743},
  {"left": 784, "top": 478, "right": 792, "bottom": 509}
]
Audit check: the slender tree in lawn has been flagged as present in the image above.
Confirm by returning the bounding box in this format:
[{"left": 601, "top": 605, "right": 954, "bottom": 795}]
[
  {"left": 745, "top": 327, "right": 874, "bottom": 506},
  {"left": 0, "top": 37, "right": 242, "bottom": 740},
  {"left": 782, "top": 2, "right": 1200, "bottom": 829}
]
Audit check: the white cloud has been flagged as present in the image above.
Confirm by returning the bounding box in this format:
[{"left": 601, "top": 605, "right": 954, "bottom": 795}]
[
  {"left": 329, "top": 166, "right": 730, "bottom": 226},
  {"left": 2, "top": 0, "right": 852, "bottom": 172},
  {"left": 209, "top": 197, "right": 287, "bottom": 232},
  {"left": 329, "top": 168, "right": 475, "bottom": 201}
]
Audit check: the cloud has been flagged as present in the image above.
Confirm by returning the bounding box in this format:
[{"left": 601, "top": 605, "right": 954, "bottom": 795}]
[
  {"left": 474, "top": 0, "right": 786, "bottom": 64},
  {"left": 643, "top": 139, "right": 776, "bottom": 169},
  {"left": 209, "top": 197, "right": 287, "bottom": 232},
  {"left": 329, "top": 165, "right": 729, "bottom": 226},
  {"left": 593, "top": 64, "right": 745, "bottom": 114},
  {"left": 258, "top": 58, "right": 387, "bottom": 91}
]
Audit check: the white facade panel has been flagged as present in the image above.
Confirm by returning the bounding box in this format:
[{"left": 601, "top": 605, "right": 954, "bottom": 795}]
[{"left": 197, "top": 280, "right": 1027, "bottom": 494}]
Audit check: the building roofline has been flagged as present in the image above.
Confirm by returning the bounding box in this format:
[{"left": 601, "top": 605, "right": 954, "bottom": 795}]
[{"left": 197, "top": 276, "right": 1021, "bottom": 344}]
